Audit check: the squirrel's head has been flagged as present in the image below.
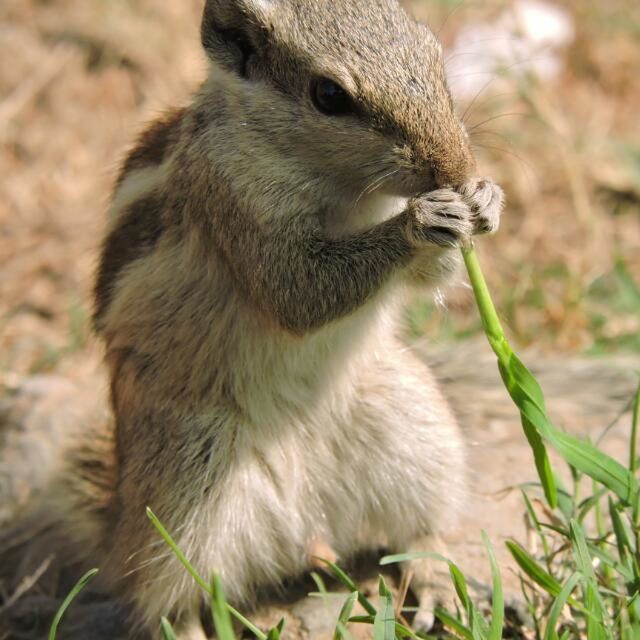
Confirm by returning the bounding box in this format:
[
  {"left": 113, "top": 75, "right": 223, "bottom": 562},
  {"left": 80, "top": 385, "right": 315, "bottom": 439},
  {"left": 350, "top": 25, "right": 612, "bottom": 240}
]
[{"left": 198, "top": 0, "right": 475, "bottom": 218}]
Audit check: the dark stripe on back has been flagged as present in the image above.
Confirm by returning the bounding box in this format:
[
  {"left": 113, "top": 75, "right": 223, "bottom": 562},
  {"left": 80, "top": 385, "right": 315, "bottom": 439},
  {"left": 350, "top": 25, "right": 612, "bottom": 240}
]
[
  {"left": 94, "top": 194, "right": 164, "bottom": 324},
  {"left": 116, "top": 108, "right": 185, "bottom": 188}
]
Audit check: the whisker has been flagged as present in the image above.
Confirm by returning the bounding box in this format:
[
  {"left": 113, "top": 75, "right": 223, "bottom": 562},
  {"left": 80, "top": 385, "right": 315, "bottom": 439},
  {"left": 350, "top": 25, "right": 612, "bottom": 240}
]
[
  {"left": 435, "top": 2, "right": 466, "bottom": 40},
  {"left": 455, "top": 53, "right": 559, "bottom": 123},
  {"left": 460, "top": 75, "right": 501, "bottom": 124},
  {"left": 455, "top": 90, "right": 520, "bottom": 118},
  {"left": 354, "top": 167, "right": 397, "bottom": 208},
  {"left": 470, "top": 128, "right": 517, "bottom": 147},
  {"left": 125, "top": 521, "right": 190, "bottom": 565},
  {"left": 467, "top": 112, "right": 535, "bottom": 132},
  {"left": 361, "top": 169, "right": 400, "bottom": 201},
  {"left": 471, "top": 142, "right": 537, "bottom": 179},
  {"left": 122, "top": 551, "right": 176, "bottom": 580}
]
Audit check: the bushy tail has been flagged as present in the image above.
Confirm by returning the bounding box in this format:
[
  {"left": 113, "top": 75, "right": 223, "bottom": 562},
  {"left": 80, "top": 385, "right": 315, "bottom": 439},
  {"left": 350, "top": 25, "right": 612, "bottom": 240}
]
[{"left": 0, "top": 371, "right": 120, "bottom": 639}]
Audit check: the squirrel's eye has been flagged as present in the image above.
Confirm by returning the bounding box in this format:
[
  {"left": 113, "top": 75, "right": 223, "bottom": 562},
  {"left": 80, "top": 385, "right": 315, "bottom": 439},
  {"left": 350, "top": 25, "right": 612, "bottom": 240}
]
[{"left": 311, "top": 78, "right": 355, "bottom": 116}]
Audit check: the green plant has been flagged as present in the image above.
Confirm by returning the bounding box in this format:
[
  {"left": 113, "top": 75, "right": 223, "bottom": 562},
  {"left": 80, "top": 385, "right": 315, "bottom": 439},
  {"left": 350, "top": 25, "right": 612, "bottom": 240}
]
[
  {"left": 461, "top": 243, "right": 640, "bottom": 638},
  {"left": 382, "top": 531, "right": 504, "bottom": 640},
  {"left": 48, "top": 569, "right": 98, "bottom": 640}
]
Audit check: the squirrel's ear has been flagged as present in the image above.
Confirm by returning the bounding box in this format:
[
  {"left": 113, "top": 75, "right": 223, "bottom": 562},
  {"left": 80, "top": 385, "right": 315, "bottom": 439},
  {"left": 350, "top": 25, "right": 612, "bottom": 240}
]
[{"left": 201, "top": 0, "right": 274, "bottom": 74}]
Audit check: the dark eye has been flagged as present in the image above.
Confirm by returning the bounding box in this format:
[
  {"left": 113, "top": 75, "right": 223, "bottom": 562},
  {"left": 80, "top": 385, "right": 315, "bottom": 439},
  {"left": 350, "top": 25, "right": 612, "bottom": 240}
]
[{"left": 311, "top": 78, "right": 355, "bottom": 116}]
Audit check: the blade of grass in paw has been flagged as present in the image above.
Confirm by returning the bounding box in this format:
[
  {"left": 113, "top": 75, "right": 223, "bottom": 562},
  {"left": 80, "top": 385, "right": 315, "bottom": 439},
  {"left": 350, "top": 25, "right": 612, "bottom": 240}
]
[
  {"left": 461, "top": 242, "right": 557, "bottom": 507},
  {"left": 462, "top": 243, "right": 638, "bottom": 508}
]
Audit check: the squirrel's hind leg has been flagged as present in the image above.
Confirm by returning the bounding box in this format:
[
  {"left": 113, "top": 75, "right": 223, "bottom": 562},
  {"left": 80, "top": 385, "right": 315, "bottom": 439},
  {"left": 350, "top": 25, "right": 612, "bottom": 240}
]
[{"left": 396, "top": 532, "right": 456, "bottom": 632}]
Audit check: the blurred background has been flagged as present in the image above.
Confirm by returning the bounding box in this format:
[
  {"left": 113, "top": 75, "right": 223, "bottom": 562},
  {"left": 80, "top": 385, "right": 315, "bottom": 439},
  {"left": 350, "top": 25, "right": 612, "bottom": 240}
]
[{"left": 1, "top": 0, "right": 639, "bottom": 383}]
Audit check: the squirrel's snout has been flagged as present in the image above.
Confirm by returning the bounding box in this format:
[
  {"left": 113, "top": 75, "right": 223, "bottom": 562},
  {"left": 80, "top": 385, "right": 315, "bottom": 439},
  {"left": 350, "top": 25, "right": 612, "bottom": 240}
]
[
  {"left": 430, "top": 140, "right": 476, "bottom": 189},
  {"left": 405, "top": 129, "right": 476, "bottom": 191}
]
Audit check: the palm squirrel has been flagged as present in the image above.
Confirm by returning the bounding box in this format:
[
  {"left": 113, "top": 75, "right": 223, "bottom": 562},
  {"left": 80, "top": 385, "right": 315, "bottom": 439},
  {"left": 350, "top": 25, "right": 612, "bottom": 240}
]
[{"left": 44, "top": 0, "right": 504, "bottom": 637}]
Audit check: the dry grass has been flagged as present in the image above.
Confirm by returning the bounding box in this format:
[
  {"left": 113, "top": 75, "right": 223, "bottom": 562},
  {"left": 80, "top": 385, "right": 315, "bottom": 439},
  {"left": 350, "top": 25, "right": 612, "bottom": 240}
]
[{"left": 0, "top": 0, "right": 639, "bottom": 380}]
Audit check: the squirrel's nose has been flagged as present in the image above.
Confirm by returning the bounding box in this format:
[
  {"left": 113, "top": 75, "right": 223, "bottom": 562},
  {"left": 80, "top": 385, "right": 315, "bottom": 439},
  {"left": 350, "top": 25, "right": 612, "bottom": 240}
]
[
  {"left": 411, "top": 121, "right": 476, "bottom": 189},
  {"left": 431, "top": 142, "right": 476, "bottom": 189}
]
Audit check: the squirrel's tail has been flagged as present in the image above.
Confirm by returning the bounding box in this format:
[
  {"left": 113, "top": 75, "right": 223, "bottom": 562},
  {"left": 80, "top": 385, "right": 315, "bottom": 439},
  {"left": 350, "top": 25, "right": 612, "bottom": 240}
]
[{"left": 0, "top": 372, "right": 119, "bottom": 638}]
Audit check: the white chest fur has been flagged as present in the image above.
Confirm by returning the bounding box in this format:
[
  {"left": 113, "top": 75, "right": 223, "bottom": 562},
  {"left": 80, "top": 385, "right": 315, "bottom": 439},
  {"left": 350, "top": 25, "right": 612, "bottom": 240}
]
[{"left": 325, "top": 192, "right": 409, "bottom": 236}]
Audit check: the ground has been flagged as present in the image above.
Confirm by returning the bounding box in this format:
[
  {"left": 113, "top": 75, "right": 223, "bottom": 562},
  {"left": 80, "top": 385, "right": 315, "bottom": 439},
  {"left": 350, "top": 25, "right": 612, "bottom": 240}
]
[{"left": 0, "top": 0, "right": 639, "bottom": 638}]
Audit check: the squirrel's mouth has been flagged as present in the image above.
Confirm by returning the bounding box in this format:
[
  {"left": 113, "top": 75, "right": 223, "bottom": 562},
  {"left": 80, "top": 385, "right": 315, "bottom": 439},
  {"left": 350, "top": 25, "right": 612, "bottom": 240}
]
[{"left": 392, "top": 167, "right": 440, "bottom": 196}]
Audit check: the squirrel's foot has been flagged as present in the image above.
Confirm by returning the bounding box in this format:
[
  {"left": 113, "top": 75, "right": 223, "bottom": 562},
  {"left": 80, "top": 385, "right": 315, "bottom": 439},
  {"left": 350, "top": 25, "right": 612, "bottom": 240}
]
[
  {"left": 458, "top": 177, "right": 504, "bottom": 236},
  {"left": 307, "top": 537, "right": 338, "bottom": 568},
  {"left": 405, "top": 189, "right": 476, "bottom": 248},
  {"left": 396, "top": 533, "right": 457, "bottom": 634}
]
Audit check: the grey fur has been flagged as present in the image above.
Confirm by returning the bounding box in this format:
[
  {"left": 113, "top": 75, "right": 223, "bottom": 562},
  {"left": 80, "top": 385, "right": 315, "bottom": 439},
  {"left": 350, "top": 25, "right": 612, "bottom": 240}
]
[{"left": 19, "top": 1, "right": 507, "bottom": 638}]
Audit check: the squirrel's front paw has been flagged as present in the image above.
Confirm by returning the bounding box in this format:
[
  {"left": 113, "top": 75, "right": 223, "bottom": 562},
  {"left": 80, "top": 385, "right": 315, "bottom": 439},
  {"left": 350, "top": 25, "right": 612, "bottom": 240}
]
[
  {"left": 458, "top": 177, "right": 504, "bottom": 235},
  {"left": 405, "top": 189, "right": 475, "bottom": 248}
]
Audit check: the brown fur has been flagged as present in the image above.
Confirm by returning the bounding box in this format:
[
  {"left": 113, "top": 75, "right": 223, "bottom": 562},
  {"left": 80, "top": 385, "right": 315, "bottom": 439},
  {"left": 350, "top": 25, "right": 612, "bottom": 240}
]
[
  {"left": 15, "top": 2, "right": 506, "bottom": 637},
  {"left": 116, "top": 108, "right": 186, "bottom": 188}
]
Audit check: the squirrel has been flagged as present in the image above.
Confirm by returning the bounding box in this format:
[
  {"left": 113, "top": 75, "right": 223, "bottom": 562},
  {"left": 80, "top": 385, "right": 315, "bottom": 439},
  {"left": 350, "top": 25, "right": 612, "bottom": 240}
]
[{"left": 3, "top": 1, "right": 505, "bottom": 638}]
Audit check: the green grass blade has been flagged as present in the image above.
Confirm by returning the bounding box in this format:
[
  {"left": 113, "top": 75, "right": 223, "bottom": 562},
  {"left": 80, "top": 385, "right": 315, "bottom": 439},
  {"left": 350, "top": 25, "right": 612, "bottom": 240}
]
[
  {"left": 146, "top": 507, "right": 210, "bottom": 593},
  {"left": 449, "top": 562, "right": 471, "bottom": 614},
  {"left": 48, "top": 568, "right": 98, "bottom": 640},
  {"left": 395, "top": 622, "right": 425, "bottom": 639},
  {"left": 521, "top": 489, "right": 551, "bottom": 560},
  {"left": 631, "top": 382, "right": 640, "bottom": 474},
  {"left": 228, "top": 608, "right": 267, "bottom": 639},
  {"left": 267, "top": 625, "right": 282, "bottom": 640},
  {"left": 543, "top": 573, "right": 581, "bottom": 640},
  {"left": 482, "top": 531, "right": 504, "bottom": 640},
  {"left": 543, "top": 427, "right": 636, "bottom": 506},
  {"left": 570, "top": 520, "right": 598, "bottom": 583},
  {"left": 348, "top": 615, "right": 374, "bottom": 623},
  {"left": 311, "top": 571, "right": 329, "bottom": 596},
  {"left": 373, "top": 577, "right": 396, "bottom": 640},
  {"left": 434, "top": 608, "right": 473, "bottom": 640},
  {"left": 462, "top": 244, "right": 557, "bottom": 507},
  {"left": 463, "top": 244, "right": 639, "bottom": 507},
  {"left": 147, "top": 507, "right": 266, "bottom": 639},
  {"left": 380, "top": 552, "right": 451, "bottom": 565},
  {"left": 211, "top": 573, "right": 236, "bottom": 640},
  {"left": 160, "top": 618, "right": 178, "bottom": 640},
  {"left": 609, "top": 496, "right": 634, "bottom": 558},
  {"left": 555, "top": 485, "right": 576, "bottom": 523},
  {"left": 570, "top": 521, "right": 610, "bottom": 638},
  {"left": 334, "top": 592, "right": 358, "bottom": 640},
  {"left": 506, "top": 540, "right": 563, "bottom": 598},
  {"left": 577, "top": 489, "right": 608, "bottom": 524},
  {"left": 160, "top": 617, "right": 178, "bottom": 640},
  {"left": 585, "top": 582, "right": 609, "bottom": 640},
  {"left": 320, "top": 559, "right": 377, "bottom": 617},
  {"left": 502, "top": 353, "right": 637, "bottom": 504},
  {"left": 587, "top": 544, "right": 635, "bottom": 583}
]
